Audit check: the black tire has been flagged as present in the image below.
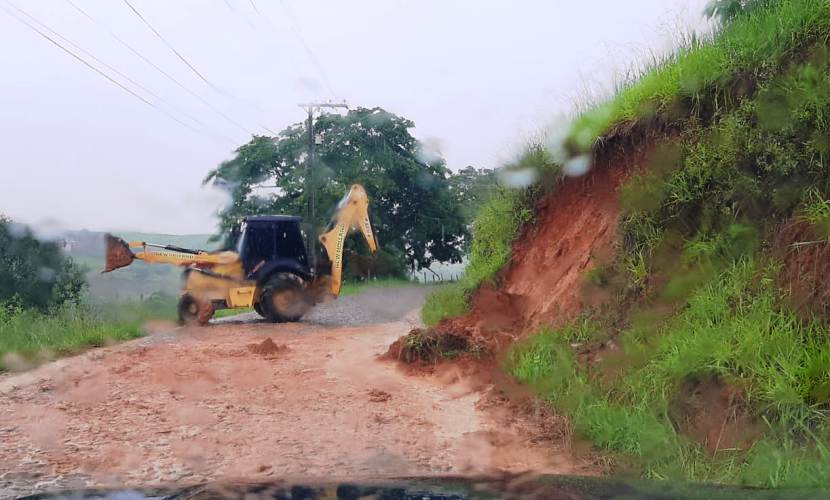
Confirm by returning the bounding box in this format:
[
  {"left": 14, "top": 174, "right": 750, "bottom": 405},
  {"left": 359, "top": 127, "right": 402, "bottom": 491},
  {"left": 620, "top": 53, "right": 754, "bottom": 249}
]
[
  {"left": 259, "top": 272, "right": 309, "bottom": 323},
  {"left": 253, "top": 301, "right": 265, "bottom": 318},
  {"left": 178, "top": 294, "right": 214, "bottom": 326},
  {"left": 177, "top": 294, "right": 200, "bottom": 325}
]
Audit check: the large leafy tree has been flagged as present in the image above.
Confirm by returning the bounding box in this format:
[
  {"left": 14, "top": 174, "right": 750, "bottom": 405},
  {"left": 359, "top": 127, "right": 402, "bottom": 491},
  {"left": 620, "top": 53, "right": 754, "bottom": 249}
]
[{"left": 204, "top": 107, "right": 467, "bottom": 274}]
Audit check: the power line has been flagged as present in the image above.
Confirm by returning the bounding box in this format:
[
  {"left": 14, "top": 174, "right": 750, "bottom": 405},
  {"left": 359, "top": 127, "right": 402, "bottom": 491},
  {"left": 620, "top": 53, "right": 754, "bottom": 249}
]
[
  {"left": 64, "top": 0, "right": 248, "bottom": 142},
  {"left": 0, "top": 1, "right": 205, "bottom": 137},
  {"left": 123, "top": 0, "right": 277, "bottom": 137},
  {"left": 222, "top": 0, "right": 257, "bottom": 31},
  {"left": 275, "top": 0, "right": 339, "bottom": 100},
  {"left": 6, "top": 0, "right": 220, "bottom": 140},
  {"left": 122, "top": 0, "right": 217, "bottom": 91}
]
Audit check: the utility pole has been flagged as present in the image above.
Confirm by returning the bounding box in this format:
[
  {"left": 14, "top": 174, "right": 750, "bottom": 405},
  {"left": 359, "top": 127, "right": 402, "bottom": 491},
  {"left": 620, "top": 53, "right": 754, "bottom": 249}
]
[{"left": 297, "top": 101, "right": 348, "bottom": 269}]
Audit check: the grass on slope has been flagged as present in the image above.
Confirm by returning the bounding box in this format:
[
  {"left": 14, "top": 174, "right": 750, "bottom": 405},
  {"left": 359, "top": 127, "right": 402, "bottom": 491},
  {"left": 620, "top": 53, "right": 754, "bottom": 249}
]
[
  {"left": 567, "top": 0, "right": 830, "bottom": 152},
  {"left": 510, "top": 259, "right": 830, "bottom": 487},
  {"left": 510, "top": 0, "right": 830, "bottom": 487}
]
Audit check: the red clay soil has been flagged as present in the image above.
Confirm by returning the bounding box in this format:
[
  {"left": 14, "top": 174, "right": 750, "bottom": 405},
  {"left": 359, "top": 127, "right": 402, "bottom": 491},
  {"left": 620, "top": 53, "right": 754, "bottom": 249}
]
[
  {"left": 431, "top": 148, "right": 645, "bottom": 353},
  {"left": 775, "top": 219, "right": 830, "bottom": 321},
  {"left": 247, "top": 337, "right": 287, "bottom": 357},
  {"left": 0, "top": 319, "right": 596, "bottom": 494},
  {"left": 668, "top": 375, "right": 761, "bottom": 456}
]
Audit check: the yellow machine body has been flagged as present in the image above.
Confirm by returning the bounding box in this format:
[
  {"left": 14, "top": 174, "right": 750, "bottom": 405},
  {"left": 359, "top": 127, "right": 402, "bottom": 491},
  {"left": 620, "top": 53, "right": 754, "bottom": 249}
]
[{"left": 103, "top": 184, "right": 377, "bottom": 324}]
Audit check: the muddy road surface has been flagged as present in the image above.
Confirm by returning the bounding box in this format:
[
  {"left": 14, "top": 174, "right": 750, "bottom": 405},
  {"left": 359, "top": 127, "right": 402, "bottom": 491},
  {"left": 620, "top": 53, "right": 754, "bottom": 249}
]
[{"left": 0, "top": 286, "right": 593, "bottom": 497}]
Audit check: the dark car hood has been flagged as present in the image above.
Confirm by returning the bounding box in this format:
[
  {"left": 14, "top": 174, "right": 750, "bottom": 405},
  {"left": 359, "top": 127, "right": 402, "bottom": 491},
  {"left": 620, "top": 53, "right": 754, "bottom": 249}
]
[{"left": 17, "top": 473, "right": 830, "bottom": 499}]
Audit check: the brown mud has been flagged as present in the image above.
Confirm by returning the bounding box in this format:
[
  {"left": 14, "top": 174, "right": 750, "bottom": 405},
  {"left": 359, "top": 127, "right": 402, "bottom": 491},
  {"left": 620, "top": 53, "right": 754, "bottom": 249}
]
[
  {"left": 0, "top": 296, "right": 595, "bottom": 496},
  {"left": 776, "top": 219, "right": 830, "bottom": 321},
  {"left": 247, "top": 337, "right": 287, "bottom": 357},
  {"left": 668, "top": 375, "right": 761, "bottom": 456},
  {"left": 400, "top": 149, "right": 641, "bottom": 366}
]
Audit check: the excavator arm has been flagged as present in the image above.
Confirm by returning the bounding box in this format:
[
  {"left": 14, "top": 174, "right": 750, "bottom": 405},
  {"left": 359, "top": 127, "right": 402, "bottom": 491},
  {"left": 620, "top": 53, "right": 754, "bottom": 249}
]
[
  {"left": 102, "top": 236, "right": 238, "bottom": 273},
  {"left": 317, "top": 184, "right": 378, "bottom": 296}
]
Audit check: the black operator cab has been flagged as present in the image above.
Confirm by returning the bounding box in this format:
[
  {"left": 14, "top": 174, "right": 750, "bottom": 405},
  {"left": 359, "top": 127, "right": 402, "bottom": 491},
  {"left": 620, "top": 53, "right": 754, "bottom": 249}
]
[{"left": 237, "top": 215, "right": 310, "bottom": 282}]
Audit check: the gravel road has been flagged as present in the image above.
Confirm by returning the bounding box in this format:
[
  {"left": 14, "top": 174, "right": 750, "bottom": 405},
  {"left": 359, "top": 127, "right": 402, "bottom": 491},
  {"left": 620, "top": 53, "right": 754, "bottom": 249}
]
[
  {"left": 0, "top": 285, "right": 591, "bottom": 497},
  {"left": 218, "top": 285, "right": 434, "bottom": 327}
]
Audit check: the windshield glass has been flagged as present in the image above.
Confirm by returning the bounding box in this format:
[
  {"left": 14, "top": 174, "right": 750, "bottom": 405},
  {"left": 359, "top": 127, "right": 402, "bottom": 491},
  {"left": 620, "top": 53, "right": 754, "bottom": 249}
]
[{"left": 2, "top": 1, "right": 828, "bottom": 498}]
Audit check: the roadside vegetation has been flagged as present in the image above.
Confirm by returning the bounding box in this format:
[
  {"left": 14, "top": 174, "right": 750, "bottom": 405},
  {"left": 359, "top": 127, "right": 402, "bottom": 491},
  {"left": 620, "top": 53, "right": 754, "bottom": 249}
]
[
  {"left": 421, "top": 156, "right": 547, "bottom": 325},
  {"left": 339, "top": 277, "right": 417, "bottom": 296},
  {"left": 422, "top": 0, "right": 830, "bottom": 488},
  {"left": 0, "top": 216, "right": 177, "bottom": 371},
  {"left": 504, "top": 0, "right": 830, "bottom": 488},
  {"left": 0, "top": 295, "right": 175, "bottom": 371}
]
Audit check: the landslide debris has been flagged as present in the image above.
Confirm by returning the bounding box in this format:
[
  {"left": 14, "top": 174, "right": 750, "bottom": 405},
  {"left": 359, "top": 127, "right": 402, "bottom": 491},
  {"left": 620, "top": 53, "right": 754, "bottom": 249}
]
[{"left": 248, "top": 338, "right": 287, "bottom": 357}]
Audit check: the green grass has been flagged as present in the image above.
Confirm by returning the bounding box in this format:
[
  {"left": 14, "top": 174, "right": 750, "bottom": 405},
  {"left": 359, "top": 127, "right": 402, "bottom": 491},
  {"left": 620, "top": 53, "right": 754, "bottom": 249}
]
[
  {"left": 212, "top": 307, "right": 253, "bottom": 318},
  {"left": 339, "top": 277, "right": 417, "bottom": 296},
  {"left": 567, "top": 0, "right": 830, "bottom": 152},
  {"left": 506, "top": 1, "right": 830, "bottom": 487},
  {"left": 464, "top": 186, "right": 535, "bottom": 288},
  {"left": 420, "top": 1, "right": 830, "bottom": 486},
  {"left": 421, "top": 282, "right": 468, "bottom": 327},
  {"left": 511, "top": 258, "right": 830, "bottom": 488},
  {"left": 0, "top": 294, "right": 175, "bottom": 371}
]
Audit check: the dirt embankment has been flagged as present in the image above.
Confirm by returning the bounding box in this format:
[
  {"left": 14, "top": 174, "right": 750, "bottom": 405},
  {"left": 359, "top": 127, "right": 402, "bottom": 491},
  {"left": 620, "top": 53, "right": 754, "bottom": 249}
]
[{"left": 412, "top": 150, "right": 639, "bottom": 362}]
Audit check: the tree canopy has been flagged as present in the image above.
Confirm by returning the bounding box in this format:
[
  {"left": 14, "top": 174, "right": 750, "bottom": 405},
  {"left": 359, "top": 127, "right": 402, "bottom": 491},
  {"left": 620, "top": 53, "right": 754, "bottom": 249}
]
[
  {"left": 448, "top": 166, "right": 498, "bottom": 228},
  {"left": 204, "top": 107, "right": 478, "bottom": 274}
]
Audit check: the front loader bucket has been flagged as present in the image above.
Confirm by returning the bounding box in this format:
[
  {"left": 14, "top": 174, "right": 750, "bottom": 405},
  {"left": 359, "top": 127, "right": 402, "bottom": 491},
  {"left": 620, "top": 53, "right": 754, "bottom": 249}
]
[{"left": 102, "top": 233, "right": 135, "bottom": 273}]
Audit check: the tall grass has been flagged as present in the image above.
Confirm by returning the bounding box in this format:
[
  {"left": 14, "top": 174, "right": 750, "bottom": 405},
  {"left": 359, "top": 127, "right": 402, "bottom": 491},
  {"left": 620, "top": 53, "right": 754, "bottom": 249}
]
[
  {"left": 421, "top": 282, "right": 468, "bottom": 327},
  {"left": 462, "top": 0, "right": 830, "bottom": 490},
  {"left": 0, "top": 295, "right": 175, "bottom": 370},
  {"left": 568, "top": 0, "right": 830, "bottom": 151}
]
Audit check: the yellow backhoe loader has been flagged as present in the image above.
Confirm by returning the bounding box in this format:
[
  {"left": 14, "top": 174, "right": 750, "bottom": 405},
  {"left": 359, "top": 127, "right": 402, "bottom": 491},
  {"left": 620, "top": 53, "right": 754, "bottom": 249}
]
[{"left": 103, "top": 184, "right": 377, "bottom": 325}]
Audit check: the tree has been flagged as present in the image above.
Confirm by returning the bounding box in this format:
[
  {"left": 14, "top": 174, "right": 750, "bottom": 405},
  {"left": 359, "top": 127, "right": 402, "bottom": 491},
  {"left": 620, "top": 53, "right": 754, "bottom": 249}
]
[
  {"left": 0, "top": 215, "right": 86, "bottom": 311},
  {"left": 448, "top": 166, "right": 499, "bottom": 225},
  {"left": 204, "top": 107, "right": 468, "bottom": 274}
]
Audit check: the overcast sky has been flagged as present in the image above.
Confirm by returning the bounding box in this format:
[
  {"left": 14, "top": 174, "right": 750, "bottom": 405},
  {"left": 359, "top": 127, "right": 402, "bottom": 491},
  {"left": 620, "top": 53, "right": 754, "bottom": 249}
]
[{"left": 0, "top": 0, "right": 711, "bottom": 234}]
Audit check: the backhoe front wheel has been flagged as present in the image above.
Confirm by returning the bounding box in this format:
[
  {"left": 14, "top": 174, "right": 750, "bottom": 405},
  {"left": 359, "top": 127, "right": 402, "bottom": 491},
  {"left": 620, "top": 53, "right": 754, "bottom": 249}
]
[
  {"left": 259, "top": 273, "right": 310, "bottom": 323},
  {"left": 178, "top": 294, "right": 214, "bottom": 326}
]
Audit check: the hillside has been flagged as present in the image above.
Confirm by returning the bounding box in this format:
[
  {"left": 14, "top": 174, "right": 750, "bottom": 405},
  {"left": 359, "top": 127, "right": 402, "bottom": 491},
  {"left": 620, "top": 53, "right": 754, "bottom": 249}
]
[{"left": 416, "top": 0, "right": 830, "bottom": 488}]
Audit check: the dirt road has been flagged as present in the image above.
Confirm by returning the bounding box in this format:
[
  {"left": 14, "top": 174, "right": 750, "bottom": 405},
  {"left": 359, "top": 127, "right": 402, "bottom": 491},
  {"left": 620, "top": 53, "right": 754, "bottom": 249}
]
[{"left": 0, "top": 286, "right": 592, "bottom": 497}]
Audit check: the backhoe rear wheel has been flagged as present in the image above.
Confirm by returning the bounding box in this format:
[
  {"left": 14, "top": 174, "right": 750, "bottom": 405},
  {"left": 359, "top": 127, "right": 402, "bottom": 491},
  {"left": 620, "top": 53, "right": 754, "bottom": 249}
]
[{"left": 259, "top": 272, "right": 309, "bottom": 323}]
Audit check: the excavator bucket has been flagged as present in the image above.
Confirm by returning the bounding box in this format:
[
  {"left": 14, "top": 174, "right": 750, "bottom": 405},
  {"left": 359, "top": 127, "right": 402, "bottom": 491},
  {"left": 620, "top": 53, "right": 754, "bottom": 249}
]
[{"left": 102, "top": 233, "right": 135, "bottom": 273}]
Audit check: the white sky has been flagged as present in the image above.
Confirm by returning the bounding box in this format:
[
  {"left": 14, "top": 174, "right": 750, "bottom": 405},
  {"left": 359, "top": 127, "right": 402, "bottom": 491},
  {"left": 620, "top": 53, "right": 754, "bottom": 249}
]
[{"left": 0, "top": 0, "right": 711, "bottom": 234}]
